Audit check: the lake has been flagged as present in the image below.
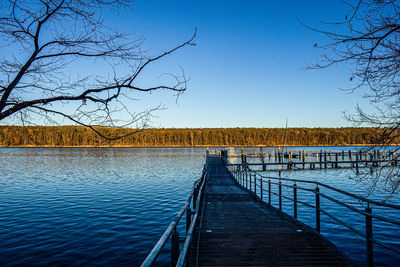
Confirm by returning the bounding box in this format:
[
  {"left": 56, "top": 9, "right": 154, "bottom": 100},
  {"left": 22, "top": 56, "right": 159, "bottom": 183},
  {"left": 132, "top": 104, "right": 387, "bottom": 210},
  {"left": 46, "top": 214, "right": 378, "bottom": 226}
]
[{"left": 0, "top": 147, "right": 399, "bottom": 266}]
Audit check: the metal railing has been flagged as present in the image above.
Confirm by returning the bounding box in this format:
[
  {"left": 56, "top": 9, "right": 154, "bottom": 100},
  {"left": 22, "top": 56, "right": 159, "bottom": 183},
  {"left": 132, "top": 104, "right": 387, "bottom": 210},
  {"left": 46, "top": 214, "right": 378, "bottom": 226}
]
[
  {"left": 224, "top": 162, "right": 400, "bottom": 267},
  {"left": 141, "top": 165, "right": 207, "bottom": 267}
]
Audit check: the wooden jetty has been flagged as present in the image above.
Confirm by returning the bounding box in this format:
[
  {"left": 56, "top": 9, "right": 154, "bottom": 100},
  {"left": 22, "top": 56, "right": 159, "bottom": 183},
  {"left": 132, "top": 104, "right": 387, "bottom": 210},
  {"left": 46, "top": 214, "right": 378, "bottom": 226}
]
[
  {"left": 142, "top": 152, "right": 400, "bottom": 267},
  {"left": 192, "top": 156, "right": 355, "bottom": 266},
  {"left": 230, "top": 149, "right": 399, "bottom": 171}
]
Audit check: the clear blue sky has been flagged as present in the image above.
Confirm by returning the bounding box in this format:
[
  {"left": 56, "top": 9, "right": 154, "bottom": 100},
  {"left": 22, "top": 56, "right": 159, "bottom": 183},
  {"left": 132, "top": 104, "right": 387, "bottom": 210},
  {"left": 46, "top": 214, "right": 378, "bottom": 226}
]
[
  {"left": 3, "top": 0, "right": 371, "bottom": 128},
  {"left": 116, "top": 0, "right": 369, "bottom": 128}
]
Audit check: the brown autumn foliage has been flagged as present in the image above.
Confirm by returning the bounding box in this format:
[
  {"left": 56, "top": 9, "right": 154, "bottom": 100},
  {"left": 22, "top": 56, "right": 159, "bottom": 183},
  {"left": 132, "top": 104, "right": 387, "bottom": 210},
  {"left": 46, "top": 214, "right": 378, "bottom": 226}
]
[{"left": 0, "top": 126, "right": 396, "bottom": 147}]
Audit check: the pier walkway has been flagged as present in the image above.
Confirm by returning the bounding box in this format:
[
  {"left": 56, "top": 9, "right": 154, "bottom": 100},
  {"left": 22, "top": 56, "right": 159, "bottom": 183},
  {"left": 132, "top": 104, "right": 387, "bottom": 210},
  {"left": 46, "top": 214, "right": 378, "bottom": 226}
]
[{"left": 194, "top": 156, "right": 354, "bottom": 266}]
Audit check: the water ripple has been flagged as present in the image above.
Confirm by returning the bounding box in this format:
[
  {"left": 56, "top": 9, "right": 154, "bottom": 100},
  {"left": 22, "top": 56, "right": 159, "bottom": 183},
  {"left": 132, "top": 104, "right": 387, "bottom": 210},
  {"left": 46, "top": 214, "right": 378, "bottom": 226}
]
[{"left": 1, "top": 147, "right": 399, "bottom": 266}]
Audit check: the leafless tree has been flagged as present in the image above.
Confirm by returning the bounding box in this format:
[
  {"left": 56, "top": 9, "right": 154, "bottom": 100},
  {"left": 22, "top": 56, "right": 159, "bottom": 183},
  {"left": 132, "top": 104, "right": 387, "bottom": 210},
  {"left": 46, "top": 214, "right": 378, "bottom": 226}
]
[
  {"left": 305, "top": 0, "right": 400, "bottom": 196},
  {"left": 0, "top": 0, "right": 196, "bottom": 140}
]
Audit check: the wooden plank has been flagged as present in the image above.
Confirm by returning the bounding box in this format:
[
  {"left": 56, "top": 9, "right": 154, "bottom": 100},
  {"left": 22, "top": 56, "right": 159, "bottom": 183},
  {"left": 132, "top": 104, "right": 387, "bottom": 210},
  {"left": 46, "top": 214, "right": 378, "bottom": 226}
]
[{"left": 192, "top": 156, "right": 355, "bottom": 266}]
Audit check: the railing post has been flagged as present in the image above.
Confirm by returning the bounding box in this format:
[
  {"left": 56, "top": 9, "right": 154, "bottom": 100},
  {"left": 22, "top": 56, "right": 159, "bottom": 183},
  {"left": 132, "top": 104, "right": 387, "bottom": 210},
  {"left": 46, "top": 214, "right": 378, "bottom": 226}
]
[
  {"left": 356, "top": 153, "right": 359, "bottom": 172},
  {"left": 193, "top": 187, "right": 198, "bottom": 210},
  {"left": 293, "top": 182, "right": 297, "bottom": 219},
  {"left": 268, "top": 179, "right": 271, "bottom": 205},
  {"left": 235, "top": 171, "right": 238, "bottom": 184},
  {"left": 185, "top": 208, "right": 192, "bottom": 267},
  {"left": 186, "top": 208, "right": 192, "bottom": 233},
  {"left": 260, "top": 178, "right": 263, "bottom": 201},
  {"left": 171, "top": 227, "right": 179, "bottom": 267},
  {"left": 279, "top": 180, "right": 282, "bottom": 210},
  {"left": 315, "top": 187, "right": 320, "bottom": 233},
  {"left": 254, "top": 173, "right": 256, "bottom": 195},
  {"left": 245, "top": 170, "right": 248, "bottom": 189},
  {"left": 365, "top": 206, "right": 374, "bottom": 267},
  {"left": 249, "top": 173, "right": 252, "bottom": 192},
  {"left": 250, "top": 172, "right": 253, "bottom": 192}
]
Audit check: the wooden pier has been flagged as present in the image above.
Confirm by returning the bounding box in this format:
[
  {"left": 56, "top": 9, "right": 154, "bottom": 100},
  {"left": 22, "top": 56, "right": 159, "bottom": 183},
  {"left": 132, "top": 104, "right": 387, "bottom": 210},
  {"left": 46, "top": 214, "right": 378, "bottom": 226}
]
[
  {"left": 230, "top": 149, "right": 399, "bottom": 171},
  {"left": 142, "top": 152, "right": 400, "bottom": 267},
  {"left": 192, "top": 156, "right": 355, "bottom": 266}
]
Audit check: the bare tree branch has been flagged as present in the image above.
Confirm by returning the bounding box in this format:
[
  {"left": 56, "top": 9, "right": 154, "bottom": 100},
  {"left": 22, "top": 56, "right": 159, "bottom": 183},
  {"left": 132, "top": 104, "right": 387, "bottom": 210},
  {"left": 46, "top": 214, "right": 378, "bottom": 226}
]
[
  {"left": 307, "top": 0, "right": 400, "bottom": 195},
  {"left": 0, "top": 0, "right": 196, "bottom": 140}
]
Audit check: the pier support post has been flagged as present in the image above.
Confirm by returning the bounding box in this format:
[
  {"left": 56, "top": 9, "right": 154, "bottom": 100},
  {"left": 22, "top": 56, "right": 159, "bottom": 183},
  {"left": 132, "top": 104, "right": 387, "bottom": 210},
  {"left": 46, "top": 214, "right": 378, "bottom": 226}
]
[
  {"left": 335, "top": 153, "right": 338, "bottom": 168},
  {"left": 260, "top": 179, "right": 263, "bottom": 201},
  {"left": 393, "top": 152, "right": 397, "bottom": 166},
  {"left": 356, "top": 153, "right": 359, "bottom": 173},
  {"left": 350, "top": 152, "right": 353, "bottom": 168},
  {"left": 319, "top": 150, "right": 322, "bottom": 169}
]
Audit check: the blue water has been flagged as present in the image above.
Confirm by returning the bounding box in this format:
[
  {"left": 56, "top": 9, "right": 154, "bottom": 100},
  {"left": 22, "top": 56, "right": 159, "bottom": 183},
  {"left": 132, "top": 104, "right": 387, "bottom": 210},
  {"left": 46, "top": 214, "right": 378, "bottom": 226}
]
[
  {"left": 0, "top": 147, "right": 399, "bottom": 266},
  {"left": 0, "top": 148, "right": 204, "bottom": 266}
]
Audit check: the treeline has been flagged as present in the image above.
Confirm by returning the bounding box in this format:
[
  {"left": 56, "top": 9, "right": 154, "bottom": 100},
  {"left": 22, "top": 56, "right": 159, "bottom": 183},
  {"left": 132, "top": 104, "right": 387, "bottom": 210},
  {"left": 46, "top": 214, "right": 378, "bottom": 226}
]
[{"left": 0, "top": 126, "right": 396, "bottom": 147}]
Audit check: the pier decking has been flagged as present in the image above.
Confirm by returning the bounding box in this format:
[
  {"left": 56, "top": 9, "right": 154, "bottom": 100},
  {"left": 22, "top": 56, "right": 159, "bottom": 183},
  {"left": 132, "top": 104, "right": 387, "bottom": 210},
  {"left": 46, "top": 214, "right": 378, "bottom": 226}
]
[
  {"left": 142, "top": 151, "right": 400, "bottom": 266},
  {"left": 194, "top": 156, "right": 354, "bottom": 266}
]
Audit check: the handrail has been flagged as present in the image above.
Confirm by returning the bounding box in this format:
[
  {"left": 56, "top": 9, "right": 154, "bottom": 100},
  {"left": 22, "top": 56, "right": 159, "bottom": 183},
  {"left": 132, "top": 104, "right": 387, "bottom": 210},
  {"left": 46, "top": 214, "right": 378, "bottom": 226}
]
[
  {"left": 140, "top": 200, "right": 191, "bottom": 267},
  {"left": 141, "top": 166, "right": 207, "bottom": 267},
  {"left": 176, "top": 167, "right": 207, "bottom": 266},
  {"left": 256, "top": 172, "right": 400, "bottom": 209},
  {"left": 225, "top": 161, "right": 400, "bottom": 267}
]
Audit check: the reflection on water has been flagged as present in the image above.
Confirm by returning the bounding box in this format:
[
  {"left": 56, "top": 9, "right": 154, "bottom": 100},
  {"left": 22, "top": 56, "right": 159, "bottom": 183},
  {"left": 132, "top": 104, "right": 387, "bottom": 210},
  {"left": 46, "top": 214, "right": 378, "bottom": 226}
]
[
  {"left": 0, "top": 148, "right": 204, "bottom": 266},
  {"left": 0, "top": 147, "right": 399, "bottom": 266}
]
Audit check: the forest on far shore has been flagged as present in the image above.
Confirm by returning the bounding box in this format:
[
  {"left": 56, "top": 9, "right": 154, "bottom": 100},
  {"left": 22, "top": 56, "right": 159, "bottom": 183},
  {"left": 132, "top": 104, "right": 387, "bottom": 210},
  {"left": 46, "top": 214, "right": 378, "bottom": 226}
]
[{"left": 0, "top": 126, "right": 396, "bottom": 147}]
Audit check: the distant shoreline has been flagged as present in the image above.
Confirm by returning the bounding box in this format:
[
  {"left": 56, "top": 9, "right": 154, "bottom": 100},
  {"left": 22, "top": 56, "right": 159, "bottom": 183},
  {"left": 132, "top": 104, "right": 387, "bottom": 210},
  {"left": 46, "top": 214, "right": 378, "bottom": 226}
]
[
  {"left": 1, "top": 126, "right": 397, "bottom": 147},
  {"left": 0, "top": 144, "right": 397, "bottom": 148}
]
